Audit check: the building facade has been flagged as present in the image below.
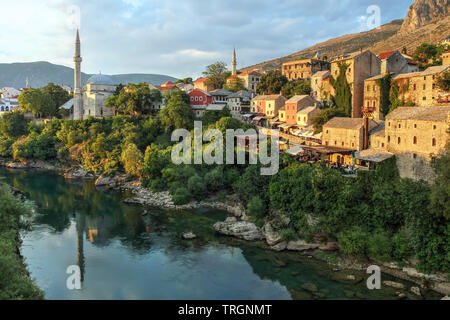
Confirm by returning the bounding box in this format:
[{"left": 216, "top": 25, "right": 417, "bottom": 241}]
[
  {"left": 392, "top": 65, "right": 450, "bottom": 107},
  {"left": 281, "top": 58, "right": 330, "bottom": 81},
  {"left": 311, "top": 71, "right": 331, "bottom": 101},
  {"left": 322, "top": 117, "right": 380, "bottom": 151},
  {"left": 226, "top": 71, "right": 261, "bottom": 93},
  {"left": 194, "top": 78, "right": 215, "bottom": 92},
  {"left": 251, "top": 94, "right": 286, "bottom": 117},
  {"left": 384, "top": 106, "right": 450, "bottom": 181},
  {"left": 330, "top": 50, "right": 381, "bottom": 118},
  {"left": 278, "top": 95, "right": 315, "bottom": 125}
]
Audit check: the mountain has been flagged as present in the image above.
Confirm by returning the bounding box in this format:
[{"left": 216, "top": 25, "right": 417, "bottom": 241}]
[
  {"left": 400, "top": 0, "right": 449, "bottom": 33},
  {"left": 240, "top": 20, "right": 403, "bottom": 73},
  {"left": 242, "top": 0, "right": 450, "bottom": 73},
  {"left": 0, "top": 61, "right": 178, "bottom": 89}
]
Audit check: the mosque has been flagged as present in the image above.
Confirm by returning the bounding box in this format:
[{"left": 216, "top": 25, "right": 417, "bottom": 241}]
[{"left": 71, "top": 30, "right": 117, "bottom": 119}]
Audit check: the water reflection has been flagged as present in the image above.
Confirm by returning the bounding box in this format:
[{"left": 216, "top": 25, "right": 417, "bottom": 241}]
[{"left": 0, "top": 168, "right": 439, "bottom": 300}]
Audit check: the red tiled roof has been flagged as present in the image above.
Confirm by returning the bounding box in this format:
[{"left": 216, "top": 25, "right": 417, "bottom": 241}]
[
  {"left": 443, "top": 50, "right": 450, "bottom": 54},
  {"left": 161, "top": 81, "right": 175, "bottom": 86},
  {"left": 406, "top": 59, "right": 417, "bottom": 65},
  {"left": 158, "top": 84, "right": 177, "bottom": 90},
  {"left": 377, "top": 51, "right": 396, "bottom": 60},
  {"left": 195, "top": 77, "right": 208, "bottom": 83},
  {"left": 227, "top": 71, "right": 261, "bottom": 79}
]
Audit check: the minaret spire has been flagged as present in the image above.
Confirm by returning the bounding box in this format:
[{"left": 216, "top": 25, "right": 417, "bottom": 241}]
[
  {"left": 73, "top": 29, "right": 83, "bottom": 120},
  {"left": 232, "top": 48, "right": 237, "bottom": 76}
]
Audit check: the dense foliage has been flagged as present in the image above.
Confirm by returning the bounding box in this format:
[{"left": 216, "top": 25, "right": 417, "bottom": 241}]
[
  {"left": 17, "top": 83, "right": 71, "bottom": 118},
  {"left": 0, "top": 185, "right": 45, "bottom": 299},
  {"left": 281, "top": 79, "right": 312, "bottom": 99},
  {"left": 256, "top": 71, "right": 288, "bottom": 95},
  {"left": 329, "top": 62, "right": 352, "bottom": 117}
]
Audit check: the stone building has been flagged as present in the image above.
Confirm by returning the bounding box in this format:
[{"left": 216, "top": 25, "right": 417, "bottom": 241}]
[
  {"left": 296, "top": 105, "right": 320, "bottom": 128},
  {"left": 383, "top": 105, "right": 450, "bottom": 182},
  {"left": 281, "top": 58, "right": 330, "bottom": 81},
  {"left": 72, "top": 30, "right": 116, "bottom": 119},
  {"left": 378, "top": 50, "right": 418, "bottom": 74},
  {"left": 363, "top": 73, "right": 394, "bottom": 121},
  {"left": 278, "top": 95, "right": 315, "bottom": 125},
  {"left": 251, "top": 94, "right": 286, "bottom": 117},
  {"left": 226, "top": 90, "right": 252, "bottom": 117},
  {"left": 443, "top": 50, "right": 450, "bottom": 66},
  {"left": 311, "top": 70, "right": 332, "bottom": 101},
  {"left": 82, "top": 74, "right": 116, "bottom": 118},
  {"left": 322, "top": 117, "right": 381, "bottom": 151},
  {"left": 330, "top": 50, "right": 381, "bottom": 118},
  {"left": 392, "top": 65, "right": 450, "bottom": 107},
  {"left": 194, "top": 78, "right": 215, "bottom": 92},
  {"left": 226, "top": 71, "right": 261, "bottom": 93}
]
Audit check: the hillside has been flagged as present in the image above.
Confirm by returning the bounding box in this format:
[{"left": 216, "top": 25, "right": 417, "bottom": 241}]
[
  {"left": 0, "top": 61, "right": 178, "bottom": 89},
  {"left": 240, "top": 20, "right": 403, "bottom": 73},
  {"left": 242, "top": 0, "right": 450, "bottom": 73}
]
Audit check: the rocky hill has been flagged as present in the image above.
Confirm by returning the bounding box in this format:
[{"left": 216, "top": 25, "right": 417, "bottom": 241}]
[
  {"left": 242, "top": 0, "right": 450, "bottom": 73},
  {"left": 0, "top": 61, "right": 178, "bottom": 89},
  {"left": 400, "top": 0, "right": 449, "bottom": 33}
]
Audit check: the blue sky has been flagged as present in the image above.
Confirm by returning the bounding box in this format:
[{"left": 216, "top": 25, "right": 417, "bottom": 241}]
[{"left": 0, "top": 0, "right": 413, "bottom": 79}]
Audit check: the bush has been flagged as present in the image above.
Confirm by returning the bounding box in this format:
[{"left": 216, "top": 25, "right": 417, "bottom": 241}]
[
  {"left": 204, "top": 167, "right": 225, "bottom": 192},
  {"left": 280, "top": 229, "right": 298, "bottom": 242},
  {"left": 121, "top": 143, "right": 143, "bottom": 177},
  {"left": 149, "top": 178, "right": 166, "bottom": 192},
  {"left": 172, "top": 187, "right": 192, "bottom": 205},
  {"left": 337, "top": 227, "right": 370, "bottom": 259},
  {"left": 366, "top": 230, "right": 393, "bottom": 262},
  {"left": 187, "top": 175, "right": 207, "bottom": 199},
  {"left": 247, "top": 196, "right": 266, "bottom": 225},
  {"left": 392, "top": 229, "right": 412, "bottom": 261}
]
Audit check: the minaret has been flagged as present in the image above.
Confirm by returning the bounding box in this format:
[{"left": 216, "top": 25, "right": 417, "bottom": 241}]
[
  {"left": 73, "top": 29, "right": 83, "bottom": 120},
  {"left": 232, "top": 48, "right": 237, "bottom": 76}
]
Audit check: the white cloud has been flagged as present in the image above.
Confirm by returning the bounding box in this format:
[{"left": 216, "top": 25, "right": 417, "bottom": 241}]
[{"left": 0, "top": 0, "right": 412, "bottom": 79}]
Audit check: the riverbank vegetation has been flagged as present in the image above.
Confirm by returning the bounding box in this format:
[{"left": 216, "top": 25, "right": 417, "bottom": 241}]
[
  {"left": 0, "top": 184, "right": 44, "bottom": 299},
  {"left": 0, "top": 89, "right": 449, "bottom": 275}
]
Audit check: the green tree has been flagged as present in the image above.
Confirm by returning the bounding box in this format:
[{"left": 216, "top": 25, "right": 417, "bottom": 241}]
[
  {"left": 311, "top": 108, "right": 345, "bottom": 133},
  {"left": 0, "top": 111, "right": 28, "bottom": 138},
  {"left": 18, "top": 89, "right": 56, "bottom": 118},
  {"left": 121, "top": 143, "right": 143, "bottom": 177},
  {"left": 106, "top": 83, "right": 162, "bottom": 116},
  {"left": 224, "top": 76, "right": 246, "bottom": 92},
  {"left": 375, "top": 73, "right": 392, "bottom": 117},
  {"left": 203, "top": 61, "right": 228, "bottom": 89},
  {"left": 329, "top": 62, "right": 352, "bottom": 116},
  {"left": 436, "top": 70, "right": 450, "bottom": 92},
  {"left": 41, "top": 82, "right": 71, "bottom": 109},
  {"left": 256, "top": 71, "right": 288, "bottom": 95},
  {"left": 281, "top": 79, "right": 312, "bottom": 99},
  {"left": 414, "top": 43, "right": 438, "bottom": 68},
  {"left": 159, "top": 91, "right": 194, "bottom": 132}
]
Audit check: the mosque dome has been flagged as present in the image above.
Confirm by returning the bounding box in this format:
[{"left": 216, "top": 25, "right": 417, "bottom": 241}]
[{"left": 87, "top": 73, "right": 115, "bottom": 85}]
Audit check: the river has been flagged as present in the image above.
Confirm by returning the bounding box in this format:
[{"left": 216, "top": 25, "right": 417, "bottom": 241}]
[{"left": 0, "top": 168, "right": 436, "bottom": 300}]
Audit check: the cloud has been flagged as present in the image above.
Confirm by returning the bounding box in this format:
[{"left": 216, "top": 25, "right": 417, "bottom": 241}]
[{"left": 0, "top": 0, "right": 412, "bottom": 79}]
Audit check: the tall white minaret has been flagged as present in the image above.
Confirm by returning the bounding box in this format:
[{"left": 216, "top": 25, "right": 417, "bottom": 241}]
[
  {"left": 231, "top": 48, "right": 237, "bottom": 76},
  {"left": 73, "top": 29, "right": 83, "bottom": 120}
]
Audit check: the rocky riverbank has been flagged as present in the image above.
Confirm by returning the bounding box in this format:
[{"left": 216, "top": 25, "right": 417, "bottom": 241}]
[{"left": 1, "top": 161, "right": 448, "bottom": 298}]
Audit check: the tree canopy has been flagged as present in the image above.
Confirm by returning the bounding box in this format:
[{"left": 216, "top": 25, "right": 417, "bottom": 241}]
[
  {"left": 281, "top": 79, "right": 312, "bottom": 99},
  {"left": 159, "top": 91, "right": 194, "bottom": 132},
  {"left": 203, "top": 61, "right": 228, "bottom": 89},
  {"left": 256, "top": 71, "right": 288, "bottom": 95},
  {"left": 106, "top": 83, "right": 162, "bottom": 116}
]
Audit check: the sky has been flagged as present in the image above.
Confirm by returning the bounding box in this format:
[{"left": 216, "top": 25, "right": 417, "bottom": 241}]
[{"left": 0, "top": 0, "right": 413, "bottom": 79}]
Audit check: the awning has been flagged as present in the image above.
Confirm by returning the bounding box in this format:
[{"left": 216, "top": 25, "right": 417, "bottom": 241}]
[
  {"left": 355, "top": 149, "right": 394, "bottom": 163},
  {"left": 253, "top": 116, "right": 263, "bottom": 121},
  {"left": 286, "top": 146, "right": 304, "bottom": 156}
]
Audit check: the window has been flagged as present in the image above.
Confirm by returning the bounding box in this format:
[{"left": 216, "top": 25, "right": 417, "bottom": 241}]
[
  {"left": 433, "top": 125, "right": 437, "bottom": 130},
  {"left": 373, "top": 85, "right": 377, "bottom": 92},
  {"left": 413, "top": 153, "right": 417, "bottom": 159},
  {"left": 413, "top": 84, "right": 416, "bottom": 90},
  {"left": 190, "top": 96, "right": 194, "bottom": 101},
  {"left": 423, "top": 97, "right": 426, "bottom": 101},
  {"left": 387, "top": 136, "right": 391, "bottom": 142},
  {"left": 398, "top": 123, "right": 401, "bottom": 128},
  {"left": 398, "top": 137, "right": 401, "bottom": 144},
  {"left": 413, "top": 136, "right": 417, "bottom": 144},
  {"left": 432, "top": 138, "right": 436, "bottom": 146},
  {"left": 195, "top": 96, "right": 198, "bottom": 101},
  {"left": 367, "top": 86, "right": 370, "bottom": 92},
  {"left": 334, "top": 141, "right": 337, "bottom": 145},
  {"left": 423, "top": 84, "right": 426, "bottom": 90},
  {"left": 199, "top": 96, "right": 203, "bottom": 101},
  {"left": 414, "top": 124, "right": 417, "bottom": 128}
]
